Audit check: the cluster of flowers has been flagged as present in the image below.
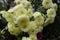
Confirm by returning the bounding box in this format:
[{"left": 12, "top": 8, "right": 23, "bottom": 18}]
[
  {"left": 42, "top": 0, "right": 57, "bottom": 26},
  {"left": 0, "top": 0, "right": 57, "bottom": 40}
]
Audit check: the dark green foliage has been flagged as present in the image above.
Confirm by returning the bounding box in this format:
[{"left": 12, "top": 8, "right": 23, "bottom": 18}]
[
  {"left": 1, "top": 28, "right": 17, "bottom": 40},
  {"left": 0, "top": 30, "right": 4, "bottom": 40},
  {"left": 0, "top": 0, "right": 8, "bottom": 11},
  {"left": 37, "top": 6, "right": 46, "bottom": 14},
  {"left": 30, "top": 16, "right": 35, "bottom": 21},
  {"left": 0, "top": 16, "right": 7, "bottom": 30},
  {"left": 28, "top": 0, "right": 42, "bottom": 11}
]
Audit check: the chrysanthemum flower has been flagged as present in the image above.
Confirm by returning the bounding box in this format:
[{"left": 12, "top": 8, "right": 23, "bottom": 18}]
[
  {"left": 13, "top": 4, "right": 27, "bottom": 17},
  {"left": 44, "top": 17, "right": 54, "bottom": 26},
  {"left": 21, "top": 0, "right": 32, "bottom": 9},
  {"left": 16, "top": 15, "right": 29, "bottom": 26},
  {"left": 33, "top": 12, "right": 44, "bottom": 25},
  {"left": 0, "top": 11, "right": 14, "bottom": 22},
  {"left": 22, "top": 37, "right": 31, "bottom": 40},
  {"left": 47, "top": 8, "right": 56, "bottom": 18},
  {"left": 29, "top": 35, "right": 37, "bottom": 40},
  {"left": 42, "top": 0, "right": 53, "bottom": 9},
  {"left": 26, "top": 9, "right": 33, "bottom": 17},
  {"left": 8, "top": 22, "right": 21, "bottom": 36},
  {"left": 51, "top": 3, "right": 58, "bottom": 11}
]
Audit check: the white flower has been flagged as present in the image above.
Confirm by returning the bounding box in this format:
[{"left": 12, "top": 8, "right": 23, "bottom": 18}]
[
  {"left": 20, "top": 23, "right": 30, "bottom": 32},
  {"left": 28, "top": 21, "right": 43, "bottom": 35},
  {"left": 42, "top": 0, "right": 53, "bottom": 9},
  {"left": 8, "top": 4, "right": 27, "bottom": 22},
  {"left": 22, "top": 37, "right": 31, "bottom": 40},
  {"left": 34, "top": 26, "right": 43, "bottom": 33},
  {"left": 13, "top": 4, "right": 27, "bottom": 17},
  {"left": 8, "top": 4, "right": 27, "bottom": 17},
  {"left": 29, "top": 21, "right": 37, "bottom": 30},
  {"left": 5, "top": 14, "right": 14, "bottom": 22},
  {"left": 22, "top": 37, "right": 27, "bottom": 40},
  {"left": 0, "top": 11, "right": 8, "bottom": 18},
  {"left": 35, "top": 16, "right": 44, "bottom": 25},
  {"left": 51, "top": 3, "right": 58, "bottom": 11},
  {"left": 29, "top": 35, "right": 37, "bottom": 40},
  {"left": 22, "top": 35, "right": 37, "bottom": 40},
  {"left": 20, "top": 21, "right": 37, "bottom": 32},
  {"left": 8, "top": 8, "right": 14, "bottom": 13},
  {"left": 44, "top": 17, "right": 54, "bottom": 26},
  {"left": 8, "top": 9, "right": 17, "bottom": 22},
  {"left": 28, "top": 21, "right": 37, "bottom": 35},
  {"left": 47, "top": 8, "right": 56, "bottom": 18},
  {"left": 0, "top": 11, "right": 14, "bottom": 22},
  {"left": 15, "top": 15, "right": 30, "bottom": 32},
  {"left": 29, "top": 26, "right": 43, "bottom": 35},
  {"left": 33, "top": 12, "right": 44, "bottom": 25},
  {"left": 33, "top": 12, "right": 41, "bottom": 18},
  {"left": 25, "top": 1, "right": 32, "bottom": 8},
  {"left": 26, "top": 9, "right": 33, "bottom": 17},
  {"left": 16, "top": 15, "right": 29, "bottom": 26},
  {"left": 8, "top": 22, "right": 21, "bottom": 36},
  {"left": 21, "top": 0, "right": 32, "bottom": 8}
]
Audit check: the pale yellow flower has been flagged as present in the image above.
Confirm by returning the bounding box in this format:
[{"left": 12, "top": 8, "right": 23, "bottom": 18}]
[
  {"left": 22, "top": 37, "right": 31, "bottom": 40},
  {"left": 15, "top": 15, "right": 30, "bottom": 32},
  {"left": 51, "top": 3, "right": 58, "bottom": 11},
  {"left": 16, "top": 15, "right": 29, "bottom": 26},
  {"left": 25, "top": 1, "right": 32, "bottom": 8},
  {"left": 44, "top": 17, "right": 54, "bottom": 26},
  {"left": 8, "top": 4, "right": 26, "bottom": 17},
  {"left": 33, "top": 12, "right": 44, "bottom": 25},
  {"left": 35, "top": 26, "right": 43, "bottom": 33},
  {"left": 21, "top": 0, "right": 32, "bottom": 8},
  {"left": 33, "top": 12, "right": 41, "bottom": 18},
  {"left": 0, "top": 11, "right": 14, "bottom": 22},
  {"left": 20, "top": 23, "right": 30, "bottom": 32},
  {"left": 42, "top": 0, "right": 53, "bottom": 9},
  {"left": 22, "top": 35, "right": 37, "bottom": 40},
  {"left": 26, "top": 9, "right": 33, "bottom": 17},
  {"left": 8, "top": 22, "right": 21, "bottom": 36},
  {"left": 28, "top": 22, "right": 43, "bottom": 35},
  {"left": 0, "top": 11, "right": 8, "bottom": 18},
  {"left": 13, "top": 4, "right": 27, "bottom": 17},
  {"left": 8, "top": 4, "right": 27, "bottom": 22},
  {"left": 30, "top": 26, "right": 43, "bottom": 35},
  {"left": 29, "top": 35, "right": 37, "bottom": 40},
  {"left": 29, "top": 21, "right": 37, "bottom": 30},
  {"left": 8, "top": 8, "right": 14, "bottom": 13},
  {"left": 20, "top": 21, "right": 36, "bottom": 32},
  {"left": 8, "top": 9, "right": 17, "bottom": 23},
  {"left": 47, "top": 8, "right": 56, "bottom": 18},
  {"left": 28, "top": 21, "right": 37, "bottom": 35}
]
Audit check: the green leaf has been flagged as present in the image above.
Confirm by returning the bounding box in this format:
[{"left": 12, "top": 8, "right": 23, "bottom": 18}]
[{"left": 0, "top": 30, "right": 4, "bottom": 40}]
